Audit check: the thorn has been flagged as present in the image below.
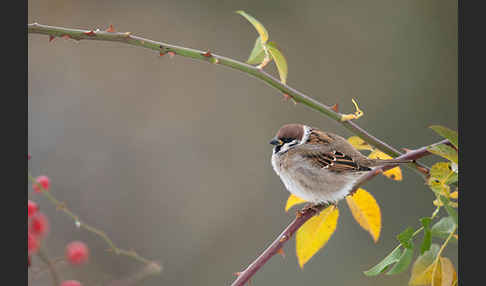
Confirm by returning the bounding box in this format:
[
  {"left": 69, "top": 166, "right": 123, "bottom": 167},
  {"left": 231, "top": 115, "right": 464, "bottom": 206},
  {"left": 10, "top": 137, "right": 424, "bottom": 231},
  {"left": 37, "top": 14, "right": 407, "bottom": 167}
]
[
  {"left": 402, "top": 148, "right": 412, "bottom": 153},
  {"left": 233, "top": 272, "right": 252, "bottom": 285},
  {"left": 48, "top": 35, "right": 55, "bottom": 42},
  {"left": 374, "top": 168, "right": 384, "bottom": 175},
  {"left": 282, "top": 93, "right": 292, "bottom": 101},
  {"left": 295, "top": 209, "right": 305, "bottom": 218},
  {"left": 61, "top": 34, "right": 71, "bottom": 40},
  {"left": 83, "top": 30, "right": 96, "bottom": 36},
  {"left": 331, "top": 103, "right": 339, "bottom": 112},
  {"left": 106, "top": 24, "right": 115, "bottom": 32},
  {"left": 202, "top": 50, "right": 212, "bottom": 57},
  {"left": 167, "top": 51, "right": 176, "bottom": 58},
  {"left": 159, "top": 51, "right": 165, "bottom": 56},
  {"left": 416, "top": 165, "right": 429, "bottom": 175},
  {"left": 279, "top": 234, "right": 289, "bottom": 243},
  {"left": 28, "top": 154, "right": 31, "bottom": 160},
  {"left": 56, "top": 202, "right": 66, "bottom": 211},
  {"left": 277, "top": 248, "right": 286, "bottom": 259},
  {"left": 282, "top": 93, "right": 297, "bottom": 105},
  {"left": 124, "top": 32, "right": 132, "bottom": 37}
]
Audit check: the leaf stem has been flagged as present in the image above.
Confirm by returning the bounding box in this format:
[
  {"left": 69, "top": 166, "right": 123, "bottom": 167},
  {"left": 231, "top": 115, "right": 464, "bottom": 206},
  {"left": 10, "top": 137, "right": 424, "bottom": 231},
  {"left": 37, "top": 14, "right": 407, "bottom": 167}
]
[{"left": 28, "top": 22, "right": 431, "bottom": 176}]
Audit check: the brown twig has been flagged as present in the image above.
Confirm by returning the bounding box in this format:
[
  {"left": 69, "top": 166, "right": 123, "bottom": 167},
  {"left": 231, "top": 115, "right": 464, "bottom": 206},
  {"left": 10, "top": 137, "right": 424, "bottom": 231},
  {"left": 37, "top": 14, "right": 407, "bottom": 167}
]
[
  {"left": 230, "top": 139, "right": 449, "bottom": 286},
  {"left": 37, "top": 247, "right": 61, "bottom": 286}
]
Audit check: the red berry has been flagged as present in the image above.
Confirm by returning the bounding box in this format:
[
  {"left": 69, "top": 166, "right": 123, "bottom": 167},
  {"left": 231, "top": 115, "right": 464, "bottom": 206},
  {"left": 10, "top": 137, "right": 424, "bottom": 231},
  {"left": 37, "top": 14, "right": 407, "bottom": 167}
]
[
  {"left": 33, "top": 175, "right": 50, "bottom": 193},
  {"left": 28, "top": 200, "right": 38, "bottom": 218},
  {"left": 29, "top": 212, "right": 49, "bottom": 238},
  {"left": 65, "top": 241, "right": 89, "bottom": 265},
  {"left": 28, "top": 232, "right": 39, "bottom": 254},
  {"left": 60, "top": 280, "right": 82, "bottom": 286}
]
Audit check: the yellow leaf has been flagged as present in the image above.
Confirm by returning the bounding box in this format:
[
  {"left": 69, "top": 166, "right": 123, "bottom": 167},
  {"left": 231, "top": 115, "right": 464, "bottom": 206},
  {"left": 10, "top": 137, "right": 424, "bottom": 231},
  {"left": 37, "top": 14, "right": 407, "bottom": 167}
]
[
  {"left": 267, "top": 42, "right": 288, "bottom": 84},
  {"left": 450, "top": 191, "right": 458, "bottom": 199},
  {"left": 340, "top": 98, "right": 364, "bottom": 121},
  {"left": 285, "top": 194, "right": 307, "bottom": 212},
  {"left": 368, "top": 150, "right": 403, "bottom": 181},
  {"left": 439, "top": 257, "right": 457, "bottom": 286},
  {"left": 409, "top": 248, "right": 456, "bottom": 286},
  {"left": 410, "top": 258, "right": 440, "bottom": 285},
  {"left": 236, "top": 10, "right": 269, "bottom": 43},
  {"left": 296, "top": 205, "right": 339, "bottom": 268},
  {"left": 345, "top": 188, "right": 381, "bottom": 242},
  {"left": 347, "top": 136, "right": 373, "bottom": 151}
]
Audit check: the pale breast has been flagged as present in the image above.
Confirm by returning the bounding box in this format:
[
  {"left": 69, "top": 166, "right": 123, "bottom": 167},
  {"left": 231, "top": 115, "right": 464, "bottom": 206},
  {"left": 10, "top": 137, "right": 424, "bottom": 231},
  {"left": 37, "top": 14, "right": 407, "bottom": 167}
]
[{"left": 272, "top": 150, "right": 368, "bottom": 203}]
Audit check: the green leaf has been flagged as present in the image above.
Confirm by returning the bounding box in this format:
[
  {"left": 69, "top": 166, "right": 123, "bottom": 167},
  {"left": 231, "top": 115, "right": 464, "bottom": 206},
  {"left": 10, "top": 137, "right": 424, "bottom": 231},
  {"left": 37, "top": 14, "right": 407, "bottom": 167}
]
[
  {"left": 397, "top": 227, "right": 414, "bottom": 248},
  {"left": 267, "top": 41, "right": 288, "bottom": 84},
  {"left": 236, "top": 10, "right": 269, "bottom": 43},
  {"left": 427, "top": 144, "right": 458, "bottom": 164},
  {"left": 247, "top": 36, "right": 266, "bottom": 65},
  {"left": 439, "top": 195, "right": 458, "bottom": 225},
  {"left": 430, "top": 125, "right": 458, "bottom": 148},
  {"left": 363, "top": 247, "right": 402, "bottom": 276},
  {"left": 386, "top": 242, "right": 414, "bottom": 275},
  {"left": 420, "top": 218, "right": 432, "bottom": 254},
  {"left": 431, "top": 217, "right": 456, "bottom": 239}
]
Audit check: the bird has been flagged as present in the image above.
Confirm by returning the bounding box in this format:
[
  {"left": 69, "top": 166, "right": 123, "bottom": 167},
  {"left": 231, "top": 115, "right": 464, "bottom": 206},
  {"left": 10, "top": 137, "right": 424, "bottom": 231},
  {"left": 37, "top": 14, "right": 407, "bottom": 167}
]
[{"left": 270, "top": 124, "right": 411, "bottom": 205}]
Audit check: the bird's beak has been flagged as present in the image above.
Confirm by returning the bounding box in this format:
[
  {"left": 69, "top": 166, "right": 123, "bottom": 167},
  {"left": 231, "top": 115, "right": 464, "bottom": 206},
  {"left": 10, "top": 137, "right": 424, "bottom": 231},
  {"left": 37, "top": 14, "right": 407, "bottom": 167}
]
[{"left": 269, "top": 138, "right": 283, "bottom": 146}]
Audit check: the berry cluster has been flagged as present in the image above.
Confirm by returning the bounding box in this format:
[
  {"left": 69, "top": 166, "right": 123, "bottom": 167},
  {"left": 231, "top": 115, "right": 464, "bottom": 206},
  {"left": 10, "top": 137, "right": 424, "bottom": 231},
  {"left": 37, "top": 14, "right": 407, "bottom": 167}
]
[{"left": 29, "top": 175, "right": 89, "bottom": 286}]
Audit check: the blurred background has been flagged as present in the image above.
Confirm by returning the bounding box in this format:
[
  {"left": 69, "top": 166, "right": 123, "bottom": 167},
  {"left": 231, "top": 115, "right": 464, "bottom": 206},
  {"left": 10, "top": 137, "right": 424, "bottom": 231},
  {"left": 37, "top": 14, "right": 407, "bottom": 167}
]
[{"left": 28, "top": 0, "right": 457, "bottom": 285}]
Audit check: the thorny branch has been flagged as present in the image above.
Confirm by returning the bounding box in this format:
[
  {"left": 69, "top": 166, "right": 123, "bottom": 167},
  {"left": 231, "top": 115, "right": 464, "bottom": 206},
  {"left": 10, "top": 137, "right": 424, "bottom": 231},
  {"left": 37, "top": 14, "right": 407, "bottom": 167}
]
[{"left": 28, "top": 23, "right": 429, "bottom": 177}]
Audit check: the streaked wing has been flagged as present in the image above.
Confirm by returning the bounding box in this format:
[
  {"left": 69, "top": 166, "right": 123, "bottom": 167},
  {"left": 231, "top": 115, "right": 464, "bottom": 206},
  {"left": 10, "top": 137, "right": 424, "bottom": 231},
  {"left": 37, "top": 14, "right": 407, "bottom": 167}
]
[{"left": 293, "top": 145, "right": 372, "bottom": 172}]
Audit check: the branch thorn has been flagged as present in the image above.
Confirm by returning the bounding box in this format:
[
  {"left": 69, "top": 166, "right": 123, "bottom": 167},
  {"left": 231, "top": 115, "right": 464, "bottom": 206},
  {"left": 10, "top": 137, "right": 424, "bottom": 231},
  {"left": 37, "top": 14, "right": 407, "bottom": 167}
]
[
  {"left": 331, "top": 103, "right": 339, "bottom": 112},
  {"left": 84, "top": 30, "right": 96, "bottom": 36},
  {"left": 277, "top": 248, "right": 286, "bottom": 258},
  {"left": 167, "top": 51, "right": 176, "bottom": 58},
  {"left": 48, "top": 35, "right": 55, "bottom": 42},
  {"left": 106, "top": 24, "right": 115, "bottom": 32},
  {"left": 202, "top": 50, "right": 212, "bottom": 57}
]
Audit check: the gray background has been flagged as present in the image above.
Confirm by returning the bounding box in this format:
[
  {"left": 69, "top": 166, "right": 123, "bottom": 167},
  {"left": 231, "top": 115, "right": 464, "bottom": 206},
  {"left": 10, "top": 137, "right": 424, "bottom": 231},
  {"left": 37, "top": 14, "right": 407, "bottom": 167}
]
[{"left": 28, "top": 0, "right": 458, "bottom": 285}]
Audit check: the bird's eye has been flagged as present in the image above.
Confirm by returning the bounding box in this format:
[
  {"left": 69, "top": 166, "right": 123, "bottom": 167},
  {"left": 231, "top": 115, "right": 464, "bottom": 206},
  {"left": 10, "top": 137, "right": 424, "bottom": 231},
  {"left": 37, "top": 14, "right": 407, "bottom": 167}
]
[{"left": 281, "top": 138, "right": 293, "bottom": 143}]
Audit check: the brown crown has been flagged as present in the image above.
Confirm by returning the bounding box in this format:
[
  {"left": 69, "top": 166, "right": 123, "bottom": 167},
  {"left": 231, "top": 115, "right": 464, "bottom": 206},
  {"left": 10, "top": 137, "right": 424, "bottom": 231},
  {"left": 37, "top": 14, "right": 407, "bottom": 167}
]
[{"left": 276, "top": 124, "right": 304, "bottom": 141}]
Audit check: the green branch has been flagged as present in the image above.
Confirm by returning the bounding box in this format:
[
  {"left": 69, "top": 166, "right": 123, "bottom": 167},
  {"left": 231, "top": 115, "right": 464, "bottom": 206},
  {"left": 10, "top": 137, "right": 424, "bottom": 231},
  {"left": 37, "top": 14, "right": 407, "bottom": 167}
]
[{"left": 28, "top": 23, "right": 429, "bottom": 176}]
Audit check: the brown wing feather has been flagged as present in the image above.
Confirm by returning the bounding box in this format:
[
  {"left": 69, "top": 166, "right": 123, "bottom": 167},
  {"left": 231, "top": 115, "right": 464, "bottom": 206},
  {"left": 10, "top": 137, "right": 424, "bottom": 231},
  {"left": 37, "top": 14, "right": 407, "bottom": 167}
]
[{"left": 300, "top": 148, "right": 372, "bottom": 172}]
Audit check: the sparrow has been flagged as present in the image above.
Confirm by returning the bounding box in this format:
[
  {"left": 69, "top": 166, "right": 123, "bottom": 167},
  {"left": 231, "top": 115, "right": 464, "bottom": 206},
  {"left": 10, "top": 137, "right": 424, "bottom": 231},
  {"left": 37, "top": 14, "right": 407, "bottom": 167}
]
[{"left": 270, "top": 124, "right": 411, "bottom": 205}]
